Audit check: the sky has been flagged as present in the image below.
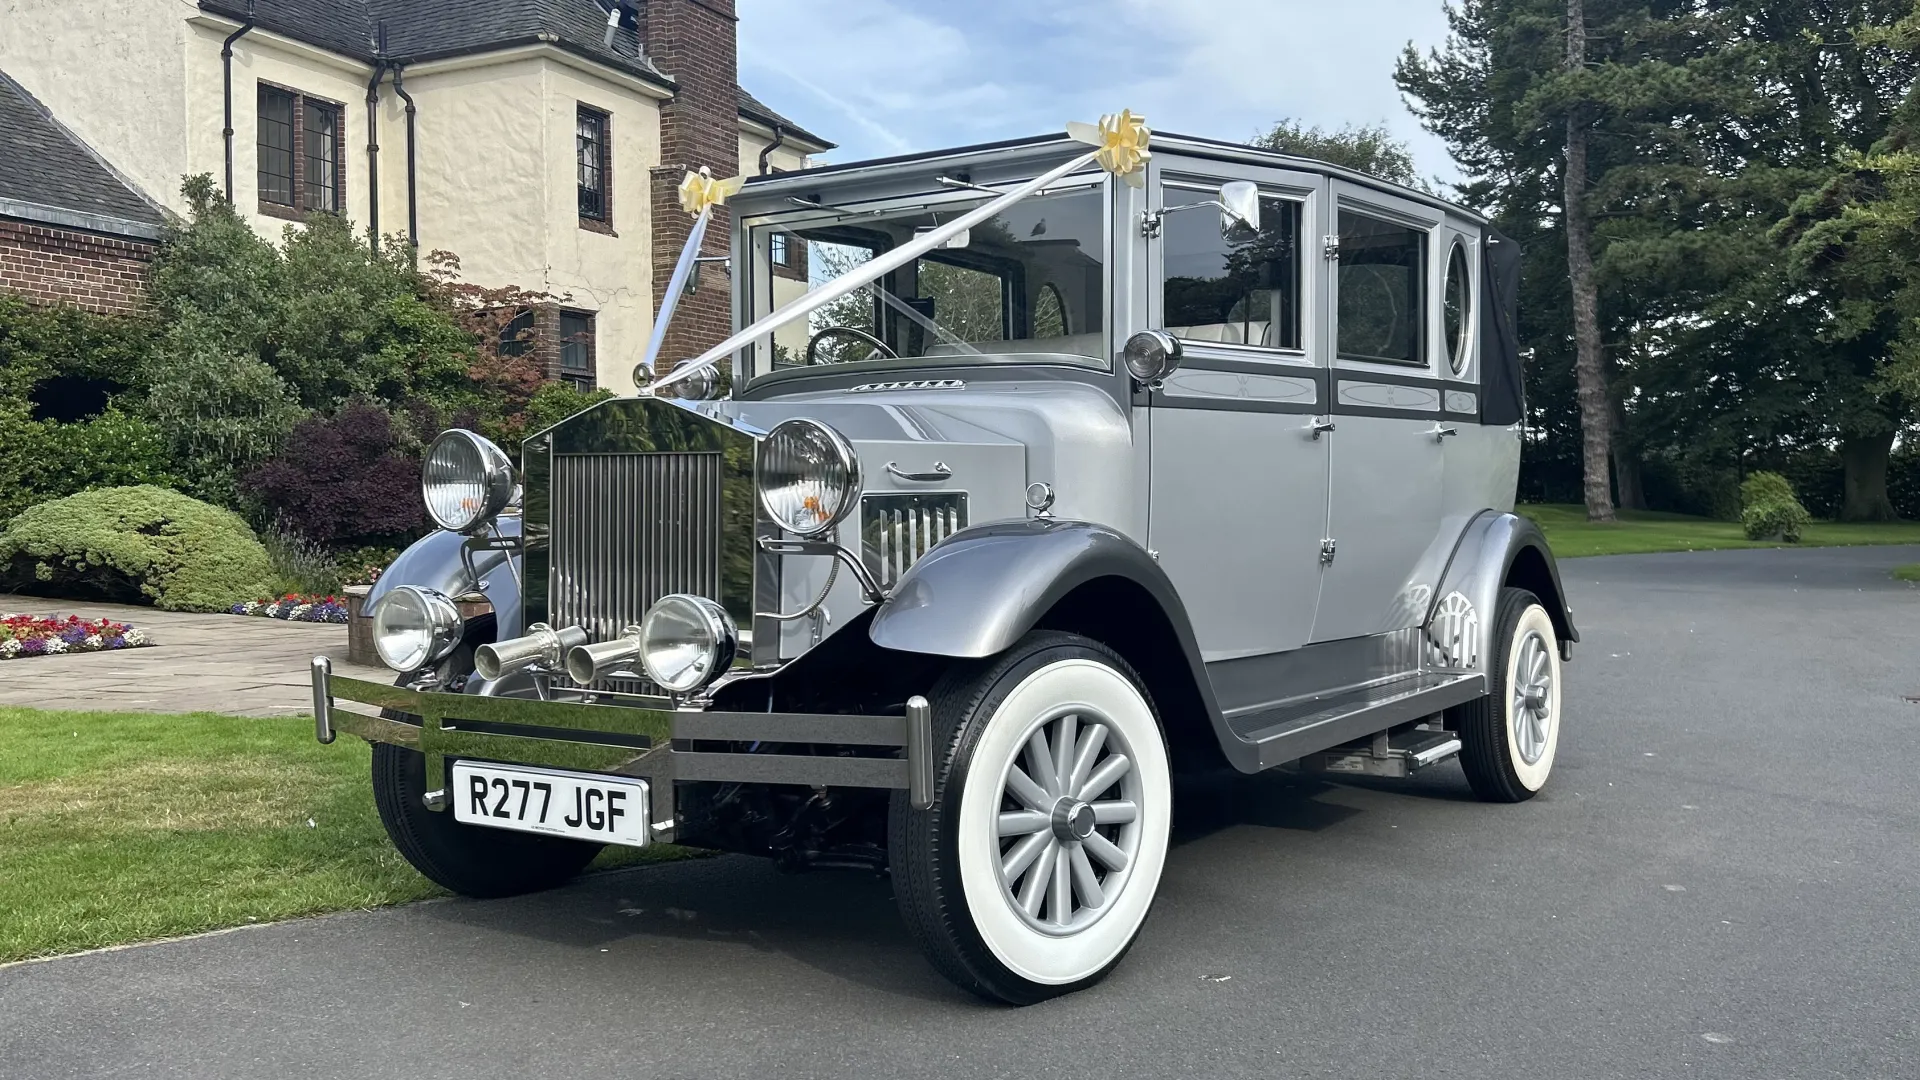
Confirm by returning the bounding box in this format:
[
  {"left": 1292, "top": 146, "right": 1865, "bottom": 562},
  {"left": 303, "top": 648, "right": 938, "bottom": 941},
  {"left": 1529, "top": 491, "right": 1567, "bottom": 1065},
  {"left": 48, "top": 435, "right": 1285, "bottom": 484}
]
[{"left": 736, "top": 0, "right": 1461, "bottom": 185}]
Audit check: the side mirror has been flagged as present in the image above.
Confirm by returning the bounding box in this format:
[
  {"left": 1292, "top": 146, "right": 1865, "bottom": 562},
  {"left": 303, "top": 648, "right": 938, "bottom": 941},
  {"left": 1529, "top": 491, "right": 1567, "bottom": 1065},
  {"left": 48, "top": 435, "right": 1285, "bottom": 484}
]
[{"left": 1220, "top": 181, "right": 1259, "bottom": 241}]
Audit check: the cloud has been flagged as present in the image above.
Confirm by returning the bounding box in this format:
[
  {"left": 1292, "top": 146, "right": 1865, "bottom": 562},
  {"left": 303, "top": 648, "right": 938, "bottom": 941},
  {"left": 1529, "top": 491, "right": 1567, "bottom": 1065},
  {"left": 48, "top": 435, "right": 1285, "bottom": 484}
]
[{"left": 738, "top": 0, "right": 1458, "bottom": 182}]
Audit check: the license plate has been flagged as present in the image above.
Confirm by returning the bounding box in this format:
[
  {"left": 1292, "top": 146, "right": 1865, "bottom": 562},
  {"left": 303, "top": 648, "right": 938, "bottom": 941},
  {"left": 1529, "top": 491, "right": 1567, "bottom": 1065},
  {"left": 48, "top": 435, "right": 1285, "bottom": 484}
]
[{"left": 451, "top": 762, "right": 649, "bottom": 848}]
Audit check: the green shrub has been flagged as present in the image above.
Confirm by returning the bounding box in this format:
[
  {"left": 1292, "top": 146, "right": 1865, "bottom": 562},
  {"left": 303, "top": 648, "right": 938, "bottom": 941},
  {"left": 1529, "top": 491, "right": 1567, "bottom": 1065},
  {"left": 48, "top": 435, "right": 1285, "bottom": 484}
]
[
  {"left": 259, "top": 525, "right": 343, "bottom": 596},
  {"left": 1741, "top": 471, "right": 1812, "bottom": 542},
  {"left": 0, "top": 486, "right": 276, "bottom": 611}
]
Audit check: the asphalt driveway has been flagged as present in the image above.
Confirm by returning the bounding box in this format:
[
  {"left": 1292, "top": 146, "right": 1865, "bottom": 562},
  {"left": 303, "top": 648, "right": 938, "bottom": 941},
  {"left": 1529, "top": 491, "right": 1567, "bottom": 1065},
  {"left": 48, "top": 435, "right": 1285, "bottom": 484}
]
[{"left": 3, "top": 545, "right": 1917, "bottom": 1080}]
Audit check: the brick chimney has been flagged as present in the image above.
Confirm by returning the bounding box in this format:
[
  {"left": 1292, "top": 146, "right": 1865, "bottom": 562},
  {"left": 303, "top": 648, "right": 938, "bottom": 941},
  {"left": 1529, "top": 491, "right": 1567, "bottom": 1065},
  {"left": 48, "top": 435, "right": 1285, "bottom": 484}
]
[{"left": 644, "top": 0, "right": 739, "bottom": 380}]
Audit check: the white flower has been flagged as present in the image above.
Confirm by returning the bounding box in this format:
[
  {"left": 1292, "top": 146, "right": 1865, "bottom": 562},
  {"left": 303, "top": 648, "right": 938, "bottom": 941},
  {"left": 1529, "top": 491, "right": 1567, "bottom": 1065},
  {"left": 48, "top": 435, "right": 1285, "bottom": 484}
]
[
  {"left": 83, "top": 634, "right": 103, "bottom": 649},
  {"left": 243, "top": 601, "right": 261, "bottom": 614},
  {"left": 0, "top": 639, "right": 18, "bottom": 658},
  {"left": 123, "top": 629, "right": 149, "bottom": 646},
  {"left": 264, "top": 604, "right": 281, "bottom": 618},
  {"left": 290, "top": 604, "right": 312, "bottom": 619},
  {"left": 44, "top": 639, "right": 68, "bottom": 654}
]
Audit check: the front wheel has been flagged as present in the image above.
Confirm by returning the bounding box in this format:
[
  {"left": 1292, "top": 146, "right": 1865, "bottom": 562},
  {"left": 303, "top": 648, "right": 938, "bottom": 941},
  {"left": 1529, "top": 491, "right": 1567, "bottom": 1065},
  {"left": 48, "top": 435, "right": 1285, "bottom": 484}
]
[
  {"left": 890, "top": 632, "right": 1173, "bottom": 1005},
  {"left": 1451, "top": 587, "right": 1563, "bottom": 802},
  {"left": 372, "top": 739, "right": 603, "bottom": 899}
]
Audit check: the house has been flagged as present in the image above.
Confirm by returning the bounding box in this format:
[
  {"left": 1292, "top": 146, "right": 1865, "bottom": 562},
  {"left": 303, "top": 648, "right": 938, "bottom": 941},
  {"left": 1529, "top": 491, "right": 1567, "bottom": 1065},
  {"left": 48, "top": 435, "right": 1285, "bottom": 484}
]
[
  {"left": 0, "top": 71, "right": 166, "bottom": 315},
  {"left": 0, "top": 0, "right": 831, "bottom": 390}
]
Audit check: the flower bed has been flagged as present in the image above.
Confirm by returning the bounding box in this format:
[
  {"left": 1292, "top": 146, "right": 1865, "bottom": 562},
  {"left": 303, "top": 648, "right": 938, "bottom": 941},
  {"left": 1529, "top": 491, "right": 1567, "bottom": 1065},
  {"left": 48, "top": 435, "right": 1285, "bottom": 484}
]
[
  {"left": 229, "top": 593, "right": 351, "bottom": 624},
  {"left": 1, "top": 614, "right": 151, "bottom": 659}
]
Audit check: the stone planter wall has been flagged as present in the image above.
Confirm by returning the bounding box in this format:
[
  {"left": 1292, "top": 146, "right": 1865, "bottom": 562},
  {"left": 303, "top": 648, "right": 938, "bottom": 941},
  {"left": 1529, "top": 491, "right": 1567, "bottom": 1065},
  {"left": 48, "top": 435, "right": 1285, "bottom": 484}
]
[{"left": 344, "top": 586, "right": 376, "bottom": 667}]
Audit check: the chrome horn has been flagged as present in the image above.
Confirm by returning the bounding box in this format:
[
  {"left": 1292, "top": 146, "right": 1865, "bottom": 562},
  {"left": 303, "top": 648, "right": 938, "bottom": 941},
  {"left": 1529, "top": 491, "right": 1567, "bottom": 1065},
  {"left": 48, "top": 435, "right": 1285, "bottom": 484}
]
[
  {"left": 474, "top": 622, "right": 589, "bottom": 681},
  {"left": 565, "top": 624, "right": 644, "bottom": 685}
]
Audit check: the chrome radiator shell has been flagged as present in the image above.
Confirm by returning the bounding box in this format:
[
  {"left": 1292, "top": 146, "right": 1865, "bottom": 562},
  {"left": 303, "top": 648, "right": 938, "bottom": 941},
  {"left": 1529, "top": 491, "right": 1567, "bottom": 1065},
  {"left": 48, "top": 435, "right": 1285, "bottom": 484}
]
[{"left": 521, "top": 398, "right": 760, "bottom": 673}]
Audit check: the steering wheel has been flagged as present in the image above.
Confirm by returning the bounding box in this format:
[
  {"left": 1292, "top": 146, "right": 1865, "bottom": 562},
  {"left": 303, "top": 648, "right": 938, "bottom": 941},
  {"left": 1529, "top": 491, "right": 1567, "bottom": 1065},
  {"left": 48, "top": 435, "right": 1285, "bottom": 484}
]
[{"left": 807, "top": 326, "right": 897, "bottom": 366}]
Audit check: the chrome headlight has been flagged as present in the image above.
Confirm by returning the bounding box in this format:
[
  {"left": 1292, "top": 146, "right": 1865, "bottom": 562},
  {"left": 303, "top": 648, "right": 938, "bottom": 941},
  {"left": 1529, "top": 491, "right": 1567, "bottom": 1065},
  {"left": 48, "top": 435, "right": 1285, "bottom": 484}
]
[
  {"left": 422, "top": 429, "right": 515, "bottom": 534},
  {"left": 637, "top": 594, "right": 738, "bottom": 693},
  {"left": 758, "top": 418, "right": 861, "bottom": 536},
  {"left": 371, "top": 586, "right": 464, "bottom": 673}
]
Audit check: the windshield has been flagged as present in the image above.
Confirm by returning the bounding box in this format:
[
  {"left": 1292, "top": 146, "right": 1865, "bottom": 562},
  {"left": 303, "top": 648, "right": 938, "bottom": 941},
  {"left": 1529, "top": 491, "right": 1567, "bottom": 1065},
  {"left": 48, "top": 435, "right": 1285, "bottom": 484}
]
[{"left": 743, "top": 185, "right": 1106, "bottom": 381}]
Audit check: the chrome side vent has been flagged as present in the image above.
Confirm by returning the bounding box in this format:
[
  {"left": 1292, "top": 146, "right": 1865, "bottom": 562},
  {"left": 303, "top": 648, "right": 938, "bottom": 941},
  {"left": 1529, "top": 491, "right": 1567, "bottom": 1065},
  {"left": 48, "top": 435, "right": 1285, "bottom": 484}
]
[{"left": 861, "top": 493, "right": 968, "bottom": 590}]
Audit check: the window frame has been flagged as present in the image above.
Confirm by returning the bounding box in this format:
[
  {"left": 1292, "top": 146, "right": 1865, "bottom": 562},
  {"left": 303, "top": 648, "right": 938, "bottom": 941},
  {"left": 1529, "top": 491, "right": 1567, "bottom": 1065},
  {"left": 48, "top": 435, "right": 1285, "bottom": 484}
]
[
  {"left": 1157, "top": 178, "right": 1307, "bottom": 357},
  {"left": 1330, "top": 191, "right": 1439, "bottom": 371},
  {"left": 257, "top": 82, "right": 346, "bottom": 220},
  {"left": 1441, "top": 237, "right": 1473, "bottom": 376},
  {"left": 736, "top": 173, "right": 1114, "bottom": 386},
  {"left": 558, "top": 309, "right": 597, "bottom": 390},
  {"left": 576, "top": 105, "right": 612, "bottom": 230}
]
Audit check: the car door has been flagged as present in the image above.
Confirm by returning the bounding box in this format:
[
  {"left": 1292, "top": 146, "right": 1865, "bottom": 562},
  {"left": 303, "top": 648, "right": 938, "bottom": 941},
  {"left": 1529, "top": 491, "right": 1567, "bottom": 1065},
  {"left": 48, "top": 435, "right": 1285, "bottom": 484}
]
[
  {"left": 1145, "top": 160, "right": 1329, "bottom": 662},
  {"left": 1312, "top": 181, "right": 1448, "bottom": 643}
]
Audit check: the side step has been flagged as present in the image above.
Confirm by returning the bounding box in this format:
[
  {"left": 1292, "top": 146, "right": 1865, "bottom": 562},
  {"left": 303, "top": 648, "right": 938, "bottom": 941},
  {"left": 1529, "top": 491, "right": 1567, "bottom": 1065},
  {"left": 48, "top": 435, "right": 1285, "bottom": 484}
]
[
  {"left": 1226, "top": 671, "right": 1485, "bottom": 770},
  {"left": 1301, "top": 727, "right": 1462, "bottom": 779}
]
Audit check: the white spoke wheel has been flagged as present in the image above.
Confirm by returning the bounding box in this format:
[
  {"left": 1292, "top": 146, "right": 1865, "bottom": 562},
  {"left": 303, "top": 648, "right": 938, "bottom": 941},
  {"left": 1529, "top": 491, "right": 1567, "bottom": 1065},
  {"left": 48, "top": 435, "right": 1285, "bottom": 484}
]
[
  {"left": 1452, "top": 587, "right": 1563, "bottom": 802},
  {"left": 890, "top": 632, "right": 1172, "bottom": 1005}
]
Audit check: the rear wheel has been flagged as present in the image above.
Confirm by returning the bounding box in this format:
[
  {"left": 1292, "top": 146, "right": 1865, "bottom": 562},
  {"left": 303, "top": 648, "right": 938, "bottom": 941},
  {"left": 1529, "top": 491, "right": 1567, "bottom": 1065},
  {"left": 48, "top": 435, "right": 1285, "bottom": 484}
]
[
  {"left": 372, "top": 729, "right": 602, "bottom": 899},
  {"left": 890, "top": 632, "right": 1172, "bottom": 1004},
  {"left": 1452, "top": 587, "right": 1562, "bottom": 802}
]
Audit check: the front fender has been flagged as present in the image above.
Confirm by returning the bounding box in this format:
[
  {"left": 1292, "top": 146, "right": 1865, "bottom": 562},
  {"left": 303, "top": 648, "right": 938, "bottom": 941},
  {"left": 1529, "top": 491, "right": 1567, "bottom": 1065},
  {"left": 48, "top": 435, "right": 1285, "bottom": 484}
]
[
  {"left": 869, "top": 519, "right": 1195, "bottom": 660},
  {"left": 1428, "top": 512, "right": 1578, "bottom": 670},
  {"left": 367, "top": 517, "right": 523, "bottom": 640}
]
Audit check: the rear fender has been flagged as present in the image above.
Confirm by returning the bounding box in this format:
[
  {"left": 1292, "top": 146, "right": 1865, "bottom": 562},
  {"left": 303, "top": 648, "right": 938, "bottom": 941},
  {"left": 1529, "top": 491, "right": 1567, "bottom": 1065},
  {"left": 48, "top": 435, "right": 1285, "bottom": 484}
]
[{"left": 1427, "top": 512, "right": 1578, "bottom": 671}]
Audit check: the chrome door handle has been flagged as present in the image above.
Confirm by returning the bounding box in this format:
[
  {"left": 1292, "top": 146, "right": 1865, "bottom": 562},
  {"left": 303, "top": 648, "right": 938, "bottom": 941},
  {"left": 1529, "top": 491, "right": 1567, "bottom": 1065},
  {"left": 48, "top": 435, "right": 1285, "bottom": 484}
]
[
  {"left": 885, "top": 461, "right": 952, "bottom": 482},
  {"left": 1307, "top": 417, "right": 1335, "bottom": 440},
  {"left": 1429, "top": 424, "right": 1458, "bottom": 442}
]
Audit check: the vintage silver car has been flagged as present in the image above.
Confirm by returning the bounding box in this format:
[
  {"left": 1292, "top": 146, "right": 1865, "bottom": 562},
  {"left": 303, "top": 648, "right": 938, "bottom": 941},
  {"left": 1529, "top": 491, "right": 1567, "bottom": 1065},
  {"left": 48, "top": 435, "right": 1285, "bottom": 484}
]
[{"left": 313, "top": 127, "right": 1577, "bottom": 1005}]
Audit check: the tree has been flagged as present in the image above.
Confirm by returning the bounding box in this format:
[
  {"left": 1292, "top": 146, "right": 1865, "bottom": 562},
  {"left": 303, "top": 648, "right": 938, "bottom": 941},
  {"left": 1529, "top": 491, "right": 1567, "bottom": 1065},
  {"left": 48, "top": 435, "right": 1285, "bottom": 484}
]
[
  {"left": 1773, "top": 1, "right": 1920, "bottom": 519},
  {"left": 1396, "top": 0, "right": 1910, "bottom": 521},
  {"left": 1252, "top": 120, "right": 1422, "bottom": 187}
]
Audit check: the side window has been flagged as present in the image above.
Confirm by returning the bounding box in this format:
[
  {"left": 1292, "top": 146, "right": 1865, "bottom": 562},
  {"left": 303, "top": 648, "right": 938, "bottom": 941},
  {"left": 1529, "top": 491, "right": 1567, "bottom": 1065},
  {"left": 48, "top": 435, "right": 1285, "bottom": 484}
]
[
  {"left": 1161, "top": 186, "right": 1302, "bottom": 350},
  {"left": 1442, "top": 240, "right": 1471, "bottom": 374},
  {"left": 1336, "top": 210, "right": 1428, "bottom": 365}
]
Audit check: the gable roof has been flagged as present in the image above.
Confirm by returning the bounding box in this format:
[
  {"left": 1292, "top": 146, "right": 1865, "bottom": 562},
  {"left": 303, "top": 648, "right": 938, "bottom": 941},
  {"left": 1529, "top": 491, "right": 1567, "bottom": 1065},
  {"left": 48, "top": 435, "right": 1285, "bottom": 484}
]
[
  {"left": 0, "top": 69, "right": 165, "bottom": 238},
  {"left": 197, "top": 0, "right": 832, "bottom": 149}
]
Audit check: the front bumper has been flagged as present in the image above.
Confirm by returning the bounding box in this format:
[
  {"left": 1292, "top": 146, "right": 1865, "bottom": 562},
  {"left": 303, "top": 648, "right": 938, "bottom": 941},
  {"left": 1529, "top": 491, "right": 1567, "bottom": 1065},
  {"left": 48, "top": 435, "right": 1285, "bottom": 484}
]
[{"left": 310, "top": 657, "right": 933, "bottom": 844}]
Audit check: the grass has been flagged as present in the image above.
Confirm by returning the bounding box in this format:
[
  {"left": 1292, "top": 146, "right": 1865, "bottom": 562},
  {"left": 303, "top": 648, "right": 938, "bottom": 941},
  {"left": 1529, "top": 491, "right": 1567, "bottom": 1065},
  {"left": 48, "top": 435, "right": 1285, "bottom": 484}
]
[
  {"left": 0, "top": 707, "right": 695, "bottom": 963},
  {"left": 1518, "top": 503, "right": 1920, "bottom": 558},
  {"left": 1894, "top": 564, "right": 1920, "bottom": 582}
]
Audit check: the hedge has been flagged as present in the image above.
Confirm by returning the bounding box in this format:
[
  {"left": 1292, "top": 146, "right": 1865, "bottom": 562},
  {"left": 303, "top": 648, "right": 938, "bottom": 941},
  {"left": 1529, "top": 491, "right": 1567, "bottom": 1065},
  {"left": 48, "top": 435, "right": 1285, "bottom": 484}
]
[{"left": 0, "top": 485, "right": 276, "bottom": 612}]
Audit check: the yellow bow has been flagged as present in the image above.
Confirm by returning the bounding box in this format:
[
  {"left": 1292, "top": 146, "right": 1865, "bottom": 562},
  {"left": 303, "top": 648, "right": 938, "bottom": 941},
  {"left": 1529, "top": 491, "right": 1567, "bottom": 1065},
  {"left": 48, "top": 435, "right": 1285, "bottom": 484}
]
[
  {"left": 1067, "top": 110, "right": 1151, "bottom": 188},
  {"left": 677, "top": 166, "right": 745, "bottom": 216}
]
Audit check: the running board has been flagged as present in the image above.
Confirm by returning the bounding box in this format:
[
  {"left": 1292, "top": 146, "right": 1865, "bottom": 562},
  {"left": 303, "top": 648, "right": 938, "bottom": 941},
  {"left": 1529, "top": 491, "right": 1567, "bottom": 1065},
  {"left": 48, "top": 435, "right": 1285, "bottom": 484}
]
[
  {"left": 1301, "top": 727, "right": 1463, "bottom": 779},
  {"left": 1226, "top": 672, "right": 1486, "bottom": 770}
]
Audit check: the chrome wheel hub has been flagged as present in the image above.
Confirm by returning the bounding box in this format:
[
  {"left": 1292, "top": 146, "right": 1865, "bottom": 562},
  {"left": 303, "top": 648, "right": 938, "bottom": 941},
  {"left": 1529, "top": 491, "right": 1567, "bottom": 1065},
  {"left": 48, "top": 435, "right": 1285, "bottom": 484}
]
[
  {"left": 993, "top": 708, "right": 1143, "bottom": 936},
  {"left": 1510, "top": 630, "right": 1554, "bottom": 765}
]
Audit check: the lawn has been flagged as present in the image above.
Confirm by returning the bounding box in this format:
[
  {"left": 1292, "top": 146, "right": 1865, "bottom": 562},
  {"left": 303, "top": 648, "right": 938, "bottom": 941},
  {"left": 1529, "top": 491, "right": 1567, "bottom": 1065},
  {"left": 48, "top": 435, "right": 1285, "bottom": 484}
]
[
  {"left": 0, "top": 707, "right": 690, "bottom": 964},
  {"left": 1519, "top": 503, "right": 1920, "bottom": 559}
]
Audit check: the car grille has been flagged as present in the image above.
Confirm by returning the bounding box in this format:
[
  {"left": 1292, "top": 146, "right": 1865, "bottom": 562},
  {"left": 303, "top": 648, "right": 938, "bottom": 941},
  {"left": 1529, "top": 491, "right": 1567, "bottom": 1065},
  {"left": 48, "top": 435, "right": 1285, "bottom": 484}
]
[
  {"left": 549, "top": 451, "right": 725, "bottom": 686},
  {"left": 861, "top": 493, "right": 968, "bottom": 590}
]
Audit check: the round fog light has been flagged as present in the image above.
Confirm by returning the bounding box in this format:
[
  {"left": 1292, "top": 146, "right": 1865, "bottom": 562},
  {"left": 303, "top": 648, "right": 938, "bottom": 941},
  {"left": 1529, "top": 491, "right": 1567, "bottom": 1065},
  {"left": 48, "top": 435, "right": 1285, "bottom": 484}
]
[
  {"left": 371, "top": 586, "right": 464, "bottom": 673},
  {"left": 638, "top": 594, "right": 738, "bottom": 693},
  {"left": 1124, "top": 329, "right": 1183, "bottom": 385}
]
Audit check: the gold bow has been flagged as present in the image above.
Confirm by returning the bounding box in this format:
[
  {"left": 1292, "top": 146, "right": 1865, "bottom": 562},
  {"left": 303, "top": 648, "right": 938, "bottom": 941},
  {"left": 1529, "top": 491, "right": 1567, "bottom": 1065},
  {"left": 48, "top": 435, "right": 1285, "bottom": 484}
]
[
  {"left": 1067, "top": 110, "right": 1151, "bottom": 188},
  {"left": 677, "top": 166, "right": 745, "bottom": 216}
]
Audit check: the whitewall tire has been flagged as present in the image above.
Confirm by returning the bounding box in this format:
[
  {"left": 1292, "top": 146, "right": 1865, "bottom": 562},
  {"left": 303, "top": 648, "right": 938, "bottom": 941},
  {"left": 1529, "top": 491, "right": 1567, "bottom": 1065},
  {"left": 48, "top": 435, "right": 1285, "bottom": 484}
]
[
  {"left": 891, "top": 632, "right": 1172, "bottom": 1004},
  {"left": 1454, "top": 587, "right": 1562, "bottom": 802}
]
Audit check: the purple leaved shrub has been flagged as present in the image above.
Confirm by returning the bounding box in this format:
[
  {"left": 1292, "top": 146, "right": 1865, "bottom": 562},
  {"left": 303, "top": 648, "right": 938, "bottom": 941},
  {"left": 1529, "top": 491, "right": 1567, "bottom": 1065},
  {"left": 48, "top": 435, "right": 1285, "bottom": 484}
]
[{"left": 241, "top": 399, "right": 428, "bottom": 545}]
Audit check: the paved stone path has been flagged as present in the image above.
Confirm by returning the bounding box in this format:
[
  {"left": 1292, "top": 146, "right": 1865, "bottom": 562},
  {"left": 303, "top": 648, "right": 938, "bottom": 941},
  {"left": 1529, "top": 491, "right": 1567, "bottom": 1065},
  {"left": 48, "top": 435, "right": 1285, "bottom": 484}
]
[{"left": 0, "top": 593, "right": 389, "bottom": 716}]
